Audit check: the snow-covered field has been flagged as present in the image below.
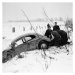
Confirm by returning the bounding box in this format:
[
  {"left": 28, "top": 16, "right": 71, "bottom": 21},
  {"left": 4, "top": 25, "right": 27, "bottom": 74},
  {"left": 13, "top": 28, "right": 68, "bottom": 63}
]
[
  {"left": 2, "top": 40, "right": 73, "bottom": 73},
  {"left": 2, "top": 22, "right": 73, "bottom": 73}
]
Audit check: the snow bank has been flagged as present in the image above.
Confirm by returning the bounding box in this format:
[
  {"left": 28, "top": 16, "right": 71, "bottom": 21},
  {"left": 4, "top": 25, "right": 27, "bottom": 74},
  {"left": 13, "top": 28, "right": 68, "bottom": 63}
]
[{"left": 2, "top": 44, "right": 73, "bottom": 73}]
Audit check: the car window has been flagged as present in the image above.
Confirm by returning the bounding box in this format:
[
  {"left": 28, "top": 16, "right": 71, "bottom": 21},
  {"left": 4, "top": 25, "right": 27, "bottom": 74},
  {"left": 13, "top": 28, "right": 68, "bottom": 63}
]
[
  {"left": 25, "top": 37, "right": 32, "bottom": 41},
  {"left": 15, "top": 39, "right": 23, "bottom": 47},
  {"left": 25, "top": 35, "right": 36, "bottom": 42}
]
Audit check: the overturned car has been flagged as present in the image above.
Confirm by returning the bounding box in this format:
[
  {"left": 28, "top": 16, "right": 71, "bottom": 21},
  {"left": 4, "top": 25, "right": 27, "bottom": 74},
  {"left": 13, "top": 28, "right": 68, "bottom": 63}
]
[{"left": 2, "top": 33, "right": 51, "bottom": 63}]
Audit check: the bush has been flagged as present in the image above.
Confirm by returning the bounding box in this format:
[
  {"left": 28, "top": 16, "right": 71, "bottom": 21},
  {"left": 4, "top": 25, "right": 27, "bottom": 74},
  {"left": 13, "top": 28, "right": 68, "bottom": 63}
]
[{"left": 65, "top": 19, "right": 73, "bottom": 31}]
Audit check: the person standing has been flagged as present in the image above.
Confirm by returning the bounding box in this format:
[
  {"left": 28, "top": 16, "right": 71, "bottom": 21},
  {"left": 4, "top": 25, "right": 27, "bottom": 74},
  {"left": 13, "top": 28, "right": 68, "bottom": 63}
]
[
  {"left": 53, "top": 22, "right": 60, "bottom": 31},
  {"left": 45, "top": 23, "right": 52, "bottom": 39}
]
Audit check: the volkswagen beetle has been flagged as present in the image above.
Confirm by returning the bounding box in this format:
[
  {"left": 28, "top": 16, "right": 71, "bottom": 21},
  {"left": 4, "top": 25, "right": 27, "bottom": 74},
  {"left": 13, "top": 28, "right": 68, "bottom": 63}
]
[{"left": 2, "top": 33, "right": 51, "bottom": 63}]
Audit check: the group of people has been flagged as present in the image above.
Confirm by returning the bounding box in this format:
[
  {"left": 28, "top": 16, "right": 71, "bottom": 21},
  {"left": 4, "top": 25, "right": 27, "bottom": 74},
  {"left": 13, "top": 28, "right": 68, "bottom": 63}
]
[{"left": 45, "top": 22, "right": 68, "bottom": 47}]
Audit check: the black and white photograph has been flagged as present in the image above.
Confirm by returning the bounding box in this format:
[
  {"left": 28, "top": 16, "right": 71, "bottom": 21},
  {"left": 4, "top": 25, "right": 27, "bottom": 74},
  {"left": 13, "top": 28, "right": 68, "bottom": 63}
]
[{"left": 2, "top": 2, "right": 73, "bottom": 73}]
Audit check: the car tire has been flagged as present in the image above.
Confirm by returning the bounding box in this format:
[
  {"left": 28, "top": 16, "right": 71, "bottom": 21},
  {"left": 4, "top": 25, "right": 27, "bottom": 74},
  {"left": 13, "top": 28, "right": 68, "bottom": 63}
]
[{"left": 38, "top": 41, "right": 49, "bottom": 49}]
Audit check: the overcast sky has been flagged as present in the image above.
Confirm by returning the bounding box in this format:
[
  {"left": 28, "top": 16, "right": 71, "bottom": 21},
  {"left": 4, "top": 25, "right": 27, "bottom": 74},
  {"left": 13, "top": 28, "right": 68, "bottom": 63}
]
[{"left": 3, "top": 2, "right": 73, "bottom": 22}]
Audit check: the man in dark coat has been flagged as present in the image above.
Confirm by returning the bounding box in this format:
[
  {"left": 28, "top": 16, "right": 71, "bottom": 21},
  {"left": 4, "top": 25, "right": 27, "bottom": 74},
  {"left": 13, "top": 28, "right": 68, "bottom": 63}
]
[
  {"left": 45, "top": 23, "right": 52, "bottom": 38},
  {"left": 53, "top": 22, "right": 60, "bottom": 31},
  {"left": 45, "top": 23, "right": 61, "bottom": 47},
  {"left": 53, "top": 22, "right": 68, "bottom": 45},
  {"left": 49, "top": 31, "right": 61, "bottom": 46},
  {"left": 57, "top": 30, "right": 68, "bottom": 45}
]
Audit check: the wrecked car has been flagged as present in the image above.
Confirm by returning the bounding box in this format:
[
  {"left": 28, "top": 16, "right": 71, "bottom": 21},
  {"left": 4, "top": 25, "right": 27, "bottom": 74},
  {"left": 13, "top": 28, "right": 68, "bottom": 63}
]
[{"left": 2, "top": 33, "right": 51, "bottom": 63}]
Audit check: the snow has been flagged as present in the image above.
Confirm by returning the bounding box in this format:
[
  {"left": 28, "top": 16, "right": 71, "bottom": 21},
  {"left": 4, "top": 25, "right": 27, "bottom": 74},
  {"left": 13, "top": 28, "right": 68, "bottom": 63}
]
[
  {"left": 2, "top": 44, "right": 73, "bottom": 73},
  {"left": 46, "top": 52, "right": 73, "bottom": 73},
  {"left": 2, "top": 22, "right": 73, "bottom": 73},
  {"left": 3, "top": 22, "right": 47, "bottom": 39},
  {"left": 2, "top": 50, "right": 49, "bottom": 72}
]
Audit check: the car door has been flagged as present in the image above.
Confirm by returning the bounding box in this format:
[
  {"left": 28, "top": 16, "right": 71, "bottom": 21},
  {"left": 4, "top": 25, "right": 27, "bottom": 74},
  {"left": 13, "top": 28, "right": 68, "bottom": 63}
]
[
  {"left": 14, "top": 38, "right": 29, "bottom": 55},
  {"left": 24, "top": 36, "right": 32, "bottom": 51},
  {"left": 26, "top": 35, "right": 38, "bottom": 50}
]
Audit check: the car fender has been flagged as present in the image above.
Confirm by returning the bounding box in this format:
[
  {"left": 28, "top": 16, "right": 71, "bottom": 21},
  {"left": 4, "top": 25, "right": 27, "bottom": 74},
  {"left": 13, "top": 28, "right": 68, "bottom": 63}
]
[{"left": 39, "top": 36, "right": 51, "bottom": 42}]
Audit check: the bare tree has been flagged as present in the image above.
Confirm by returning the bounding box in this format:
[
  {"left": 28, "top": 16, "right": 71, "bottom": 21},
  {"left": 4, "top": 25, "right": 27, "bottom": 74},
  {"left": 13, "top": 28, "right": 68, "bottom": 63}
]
[
  {"left": 65, "top": 18, "right": 73, "bottom": 38},
  {"left": 42, "top": 7, "right": 54, "bottom": 26}
]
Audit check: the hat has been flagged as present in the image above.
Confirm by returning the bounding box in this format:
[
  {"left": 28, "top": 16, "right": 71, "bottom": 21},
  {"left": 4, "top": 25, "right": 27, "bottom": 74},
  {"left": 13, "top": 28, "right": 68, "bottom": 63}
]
[
  {"left": 47, "top": 23, "right": 51, "bottom": 28},
  {"left": 55, "top": 22, "right": 57, "bottom": 24}
]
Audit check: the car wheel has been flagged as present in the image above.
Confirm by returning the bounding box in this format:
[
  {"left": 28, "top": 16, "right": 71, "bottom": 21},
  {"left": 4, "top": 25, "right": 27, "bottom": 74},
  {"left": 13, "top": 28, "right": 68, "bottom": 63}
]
[{"left": 38, "top": 41, "right": 49, "bottom": 49}]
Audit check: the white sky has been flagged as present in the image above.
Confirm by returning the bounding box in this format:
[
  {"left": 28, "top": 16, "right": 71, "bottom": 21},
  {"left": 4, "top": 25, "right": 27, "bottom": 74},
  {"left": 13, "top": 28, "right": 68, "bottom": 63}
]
[{"left": 3, "top": 2, "right": 73, "bottom": 22}]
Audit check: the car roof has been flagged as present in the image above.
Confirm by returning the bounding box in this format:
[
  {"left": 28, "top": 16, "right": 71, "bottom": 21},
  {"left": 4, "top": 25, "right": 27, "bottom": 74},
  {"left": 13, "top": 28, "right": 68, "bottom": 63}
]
[{"left": 11, "top": 33, "right": 42, "bottom": 44}]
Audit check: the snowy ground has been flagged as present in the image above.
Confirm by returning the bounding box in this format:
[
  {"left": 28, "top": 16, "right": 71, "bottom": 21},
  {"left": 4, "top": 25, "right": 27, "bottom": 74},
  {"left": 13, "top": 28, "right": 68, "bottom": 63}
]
[
  {"left": 2, "top": 43, "right": 73, "bottom": 73},
  {"left": 2, "top": 29, "right": 73, "bottom": 73}
]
